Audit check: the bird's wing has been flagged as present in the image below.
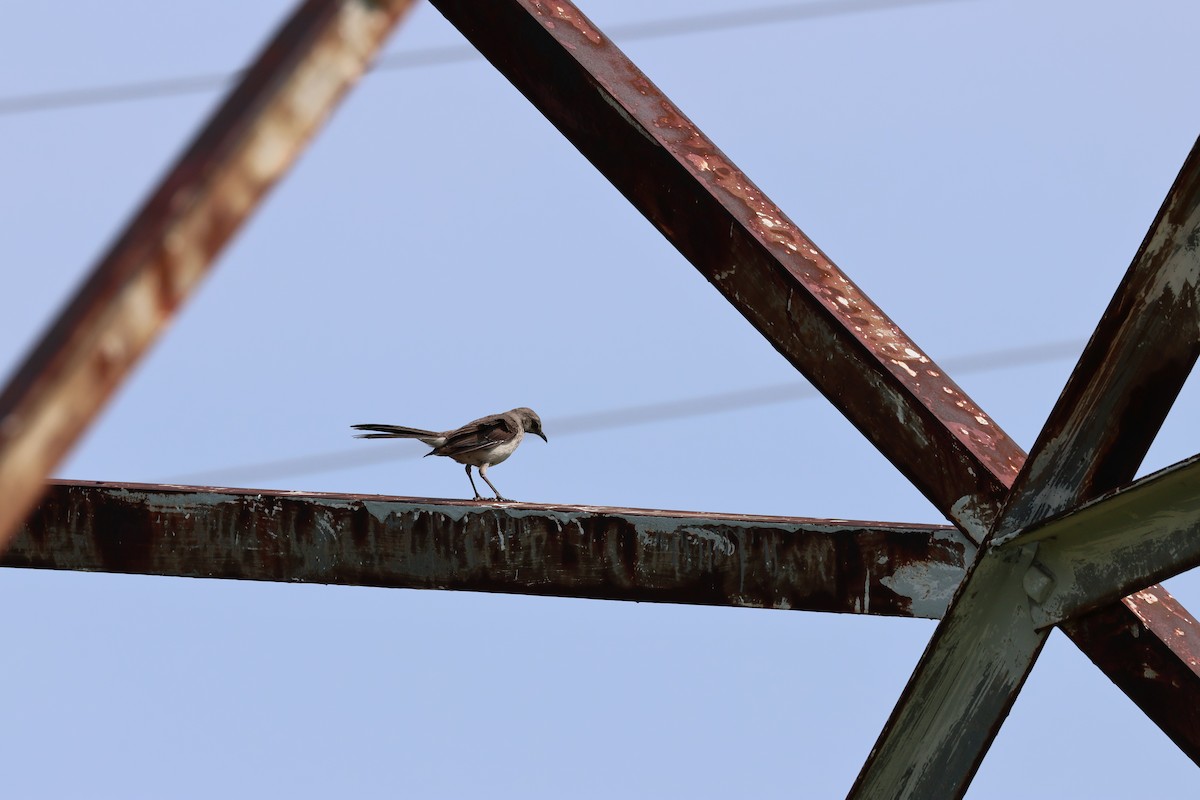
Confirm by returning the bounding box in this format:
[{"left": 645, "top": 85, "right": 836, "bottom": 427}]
[{"left": 431, "top": 414, "right": 518, "bottom": 457}]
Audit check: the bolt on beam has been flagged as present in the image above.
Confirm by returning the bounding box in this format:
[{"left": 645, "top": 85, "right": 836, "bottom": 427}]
[{"left": 1002, "top": 452, "right": 1200, "bottom": 629}]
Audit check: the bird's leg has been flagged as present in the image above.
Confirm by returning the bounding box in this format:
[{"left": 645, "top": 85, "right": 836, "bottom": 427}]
[
  {"left": 479, "top": 464, "right": 510, "bottom": 502},
  {"left": 465, "top": 464, "right": 484, "bottom": 500}
]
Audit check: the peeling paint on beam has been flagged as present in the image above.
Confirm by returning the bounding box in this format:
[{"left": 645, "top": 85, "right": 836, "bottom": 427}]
[
  {"left": 424, "top": 0, "right": 1022, "bottom": 540},
  {"left": 979, "top": 134, "right": 1200, "bottom": 753},
  {"left": 849, "top": 547, "right": 1048, "bottom": 799},
  {"left": 0, "top": 0, "right": 417, "bottom": 548},
  {"left": 7, "top": 482, "right": 971, "bottom": 619},
  {"left": 852, "top": 453, "right": 1200, "bottom": 796}
]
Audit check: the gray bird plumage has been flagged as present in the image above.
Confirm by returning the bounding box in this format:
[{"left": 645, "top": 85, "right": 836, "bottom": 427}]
[{"left": 352, "top": 407, "right": 547, "bottom": 502}]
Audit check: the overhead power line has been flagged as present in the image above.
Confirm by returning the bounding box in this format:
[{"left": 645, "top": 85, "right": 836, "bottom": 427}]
[
  {"left": 167, "top": 339, "right": 1082, "bottom": 486},
  {"left": 0, "top": 0, "right": 972, "bottom": 116}
]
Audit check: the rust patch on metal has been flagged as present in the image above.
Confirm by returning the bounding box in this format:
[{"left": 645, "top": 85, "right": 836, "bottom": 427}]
[
  {"left": 1064, "top": 596, "right": 1200, "bottom": 760},
  {"left": 5, "top": 482, "right": 972, "bottom": 620},
  {"left": 529, "top": 0, "right": 602, "bottom": 44}
]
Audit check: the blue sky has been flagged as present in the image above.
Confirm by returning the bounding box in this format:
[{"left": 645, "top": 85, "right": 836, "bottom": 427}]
[{"left": 2, "top": 1, "right": 1199, "bottom": 797}]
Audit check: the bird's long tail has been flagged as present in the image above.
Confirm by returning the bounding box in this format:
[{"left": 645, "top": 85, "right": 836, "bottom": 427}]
[{"left": 351, "top": 423, "right": 439, "bottom": 440}]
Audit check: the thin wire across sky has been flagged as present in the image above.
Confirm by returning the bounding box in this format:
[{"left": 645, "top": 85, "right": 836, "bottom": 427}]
[
  {"left": 170, "top": 338, "right": 1082, "bottom": 484},
  {"left": 15, "top": 0, "right": 1006, "bottom": 487},
  {"left": 0, "top": 0, "right": 974, "bottom": 116}
]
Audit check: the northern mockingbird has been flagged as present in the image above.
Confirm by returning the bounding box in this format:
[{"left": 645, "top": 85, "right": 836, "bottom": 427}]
[{"left": 352, "top": 407, "right": 547, "bottom": 502}]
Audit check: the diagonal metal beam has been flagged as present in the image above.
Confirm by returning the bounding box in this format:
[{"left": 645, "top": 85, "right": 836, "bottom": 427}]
[
  {"left": 1066, "top": 591, "right": 1200, "bottom": 753},
  {"left": 851, "top": 134, "right": 1200, "bottom": 797},
  {"left": 8, "top": 481, "right": 972, "bottom": 619},
  {"left": 1014, "top": 134, "right": 1200, "bottom": 758},
  {"left": 425, "top": 0, "right": 1021, "bottom": 541},
  {"left": 0, "top": 0, "right": 417, "bottom": 548},
  {"left": 999, "top": 134, "right": 1200, "bottom": 530},
  {"left": 1003, "top": 453, "right": 1200, "bottom": 629},
  {"left": 850, "top": 451, "right": 1200, "bottom": 797},
  {"left": 850, "top": 540, "right": 1047, "bottom": 798},
  {"left": 424, "top": 0, "right": 1200, "bottom": 768}
]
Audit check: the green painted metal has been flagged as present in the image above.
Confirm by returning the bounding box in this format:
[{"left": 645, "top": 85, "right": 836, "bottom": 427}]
[{"left": 1004, "top": 453, "right": 1200, "bottom": 628}]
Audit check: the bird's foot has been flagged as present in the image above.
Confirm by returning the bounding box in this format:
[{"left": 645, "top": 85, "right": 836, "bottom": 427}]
[
  {"left": 472, "top": 493, "right": 485, "bottom": 501},
  {"left": 495, "top": 495, "right": 512, "bottom": 503}
]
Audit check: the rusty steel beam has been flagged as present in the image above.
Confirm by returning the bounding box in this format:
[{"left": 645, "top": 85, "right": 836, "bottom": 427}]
[
  {"left": 8, "top": 481, "right": 972, "bottom": 619},
  {"left": 1066, "top": 591, "right": 1200, "bottom": 755},
  {"left": 426, "top": 0, "right": 1021, "bottom": 542},
  {"left": 851, "top": 135, "right": 1200, "bottom": 797},
  {"left": 425, "top": 0, "right": 1200, "bottom": 771},
  {"left": 0, "top": 0, "right": 417, "bottom": 549}
]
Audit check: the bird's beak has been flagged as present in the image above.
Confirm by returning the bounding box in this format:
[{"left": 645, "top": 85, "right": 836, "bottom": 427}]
[{"left": 537, "top": 431, "right": 548, "bottom": 442}]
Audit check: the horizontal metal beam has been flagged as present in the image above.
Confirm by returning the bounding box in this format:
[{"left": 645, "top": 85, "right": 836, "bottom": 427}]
[
  {"left": 7, "top": 482, "right": 972, "bottom": 619},
  {"left": 999, "top": 453, "right": 1200, "bottom": 628},
  {"left": 0, "top": 0, "right": 416, "bottom": 548}
]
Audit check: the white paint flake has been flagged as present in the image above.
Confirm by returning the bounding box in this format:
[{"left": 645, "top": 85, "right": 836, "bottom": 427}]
[{"left": 880, "top": 561, "right": 964, "bottom": 619}]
